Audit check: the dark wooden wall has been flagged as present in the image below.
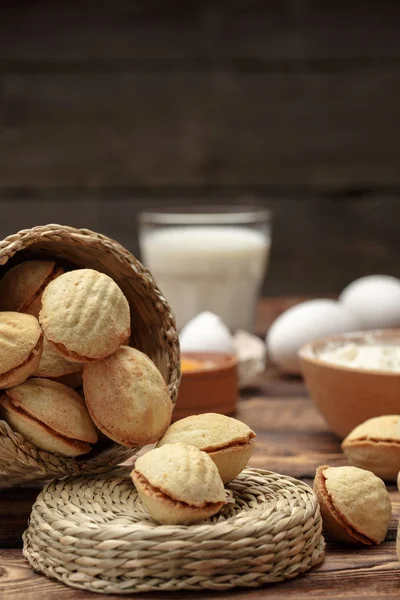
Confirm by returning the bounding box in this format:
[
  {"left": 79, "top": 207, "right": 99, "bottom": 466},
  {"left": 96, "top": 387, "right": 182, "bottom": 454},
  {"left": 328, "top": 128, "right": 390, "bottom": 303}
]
[{"left": 1, "top": 1, "right": 400, "bottom": 295}]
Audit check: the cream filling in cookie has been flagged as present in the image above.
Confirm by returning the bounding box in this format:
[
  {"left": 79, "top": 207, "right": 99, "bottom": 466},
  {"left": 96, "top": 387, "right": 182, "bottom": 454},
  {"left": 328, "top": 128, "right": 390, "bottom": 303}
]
[
  {"left": 133, "top": 471, "right": 224, "bottom": 510},
  {"left": 346, "top": 437, "right": 400, "bottom": 446},
  {"left": 320, "top": 471, "right": 372, "bottom": 545},
  {"left": 202, "top": 434, "right": 256, "bottom": 453},
  {"left": 2, "top": 394, "right": 92, "bottom": 452},
  {"left": 0, "top": 336, "right": 42, "bottom": 380},
  {"left": 20, "top": 266, "right": 63, "bottom": 313},
  {"left": 47, "top": 340, "right": 99, "bottom": 363}
]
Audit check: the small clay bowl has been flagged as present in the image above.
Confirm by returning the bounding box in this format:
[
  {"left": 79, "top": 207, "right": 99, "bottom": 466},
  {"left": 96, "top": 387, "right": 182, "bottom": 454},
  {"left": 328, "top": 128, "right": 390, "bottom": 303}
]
[
  {"left": 174, "top": 352, "right": 238, "bottom": 421},
  {"left": 299, "top": 329, "right": 400, "bottom": 439}
]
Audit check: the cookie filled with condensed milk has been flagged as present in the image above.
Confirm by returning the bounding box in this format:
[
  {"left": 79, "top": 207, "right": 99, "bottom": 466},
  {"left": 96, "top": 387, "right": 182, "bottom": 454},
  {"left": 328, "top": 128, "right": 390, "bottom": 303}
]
[
  {"left": 0, "top": 312, "right": 43, "bottom": 389},
  {"left": 0, "top": 260, "right": 63, "bottom": 316},
  {"left": 157, "top": 413, "right": 256, "bottom": 483},
  {"left": 39, "top": 269, "right": 130, "bottom": 362},
  {"left": 0, "top": 378, "right": 97, "bottom": 456},
  {"left": 33, "top": 336, "right": 84, "bottom": 388},
  {"left": 131, "top": 443, "right": 227, "bottom": 525},
  {"left": 83, "top": 346, "right": 172, "bottom": 447}
]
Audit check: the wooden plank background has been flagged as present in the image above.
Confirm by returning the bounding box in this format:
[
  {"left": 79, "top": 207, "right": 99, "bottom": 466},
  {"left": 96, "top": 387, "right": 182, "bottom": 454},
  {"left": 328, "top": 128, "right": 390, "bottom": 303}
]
[{"left": 1, "top": 0, "right": 400, "bottom": 294}]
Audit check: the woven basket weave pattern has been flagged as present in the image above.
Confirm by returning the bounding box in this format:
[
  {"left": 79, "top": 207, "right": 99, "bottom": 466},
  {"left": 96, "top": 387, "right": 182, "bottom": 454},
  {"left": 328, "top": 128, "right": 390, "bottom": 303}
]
[
  {"left": 23, "top": 468, "right": 325, "bottom": 594},
  {"left": 0, "top": 224, "right": 180, "bottom": 487}
]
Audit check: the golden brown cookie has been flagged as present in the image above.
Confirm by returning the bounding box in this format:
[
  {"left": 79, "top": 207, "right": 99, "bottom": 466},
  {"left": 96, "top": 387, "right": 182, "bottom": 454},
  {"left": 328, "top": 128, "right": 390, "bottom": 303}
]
[
  {"left": 0, "top": 378, "right": 97, "bottom": 456},
  {"left": 157, "top": 413, "right": 256, "bottom": 483},
  {"left": 131, "top": 443, "right": 227, "bottom": 525},
  {"left": 314, "top": 465, "right": 391, "bottom": 545},
  {"left": 33, "top": 336, "right": 83, "bottom": 388},
  {"left": 342, "top": 415, "right": 400, "bottom": 481},
  {"left": 39, "top": 269, "right": 130, "bottom": 362},
  {"left": 0, "top": 312, "right": 43, "bottom": 389},
  {"left": 0, "top": 260, "right": 63, "bottom": 316},
  {"left": 83, "top": 346, "right": 172, "bottom": 447}
]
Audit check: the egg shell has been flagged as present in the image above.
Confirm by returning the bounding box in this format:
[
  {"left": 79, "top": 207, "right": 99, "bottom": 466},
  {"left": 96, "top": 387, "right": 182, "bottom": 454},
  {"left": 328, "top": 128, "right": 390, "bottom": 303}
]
[
  {"left": 266, "top": 299, "right": 361, "bottom": 375},
  {"left": 340, "top": 275, "right": 400, "bottom": 330},
  {"left": 179, "top": 311, "right": 235, "bottom": 354},
  {"left": 233, "top": 330, "right": 266, "bottom": 388}
]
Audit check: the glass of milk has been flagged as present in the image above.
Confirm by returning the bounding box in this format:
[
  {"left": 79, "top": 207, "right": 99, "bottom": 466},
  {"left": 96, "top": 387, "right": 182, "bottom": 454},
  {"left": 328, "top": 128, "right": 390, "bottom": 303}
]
[{"left": 138, "top": 206, "right": 271, "bottom": 331}]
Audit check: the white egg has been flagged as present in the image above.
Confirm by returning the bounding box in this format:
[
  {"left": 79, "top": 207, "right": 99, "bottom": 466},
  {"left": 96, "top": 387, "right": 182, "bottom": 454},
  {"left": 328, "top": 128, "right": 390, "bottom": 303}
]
[
  {"left": 266, "top": 299, "right": 361, "bottom": 375},
  {"left": 339, "top": 275, "right": 400, "bottom": 330},
  {"left": 179, "top": 311, "right": 235, "bottom": 354}
]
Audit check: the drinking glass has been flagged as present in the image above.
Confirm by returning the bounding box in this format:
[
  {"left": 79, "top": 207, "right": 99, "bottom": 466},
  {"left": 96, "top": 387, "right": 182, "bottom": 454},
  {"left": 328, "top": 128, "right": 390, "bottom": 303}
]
[{"left": 138, "top": 206, "right": 272, "bottom": 331}]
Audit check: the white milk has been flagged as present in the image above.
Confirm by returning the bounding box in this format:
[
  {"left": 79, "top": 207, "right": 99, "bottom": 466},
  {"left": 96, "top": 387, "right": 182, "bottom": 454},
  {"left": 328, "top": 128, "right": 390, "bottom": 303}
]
[{"left": 140, "top": 226, "right": 270, "bottom": 330}]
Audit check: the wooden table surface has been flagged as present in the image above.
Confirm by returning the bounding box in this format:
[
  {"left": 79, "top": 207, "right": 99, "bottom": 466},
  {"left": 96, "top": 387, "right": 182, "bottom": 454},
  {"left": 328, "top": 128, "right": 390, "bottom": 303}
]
[{"left": 1, "top": 297, "right": 400, "bottom": 599}]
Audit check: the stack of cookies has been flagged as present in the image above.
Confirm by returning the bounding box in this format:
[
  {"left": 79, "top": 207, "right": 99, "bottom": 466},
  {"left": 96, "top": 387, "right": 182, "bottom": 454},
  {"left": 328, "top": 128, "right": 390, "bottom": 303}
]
[
  {"left": 131, "top": 413, "right": 256, "bottom": 524},
  {"left": 0, "top": 262, "right": 173, "bottom": 457}
]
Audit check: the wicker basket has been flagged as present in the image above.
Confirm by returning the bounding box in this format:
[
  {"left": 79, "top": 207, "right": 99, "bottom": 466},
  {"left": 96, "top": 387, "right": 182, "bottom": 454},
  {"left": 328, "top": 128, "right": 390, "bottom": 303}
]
[
  {"left": 23, "top": 468, "right": 325, "bottom": 594},
  {"left": 0, "top": 224, "right": 180, "bottom": 488}
]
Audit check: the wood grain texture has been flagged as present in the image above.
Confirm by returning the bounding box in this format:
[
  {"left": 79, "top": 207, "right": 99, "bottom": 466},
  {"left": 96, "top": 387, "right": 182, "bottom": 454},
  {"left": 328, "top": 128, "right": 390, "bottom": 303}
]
[
  {"left": 2, "top": 196, "right": 400, "bottom": 296},
  {"left": 2, "top": 0, "right": 400, "bottom": 62},
  {"left": 2, "top": 0, "right": 400, "bottom": 303},
  {"left": 2, "top": 0, "right": 400, "bottom": 205},
  {"left": 0, "top": 488, "right": 39, "bottom": 549},
  {"left": 0, "top": 297, "right": 399, "bottom": 598},
  {"left": 2, "top": 70, "right": 400, "bottom": 189},
  {"left": 0, "top": 543, "right": 399, "bottom": 600},
  {"left": 0, "top": 199, "right": 102, "bottom": 238}
]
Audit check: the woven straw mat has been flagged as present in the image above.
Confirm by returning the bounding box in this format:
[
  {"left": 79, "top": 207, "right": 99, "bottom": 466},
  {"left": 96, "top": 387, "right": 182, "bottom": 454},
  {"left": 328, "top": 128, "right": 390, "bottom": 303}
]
[
  {"left": 23, "top": 467, "right": 325, "bottom": 594},
  {"left": 0, "top": 224, "right": 180, "bottom": 487}
]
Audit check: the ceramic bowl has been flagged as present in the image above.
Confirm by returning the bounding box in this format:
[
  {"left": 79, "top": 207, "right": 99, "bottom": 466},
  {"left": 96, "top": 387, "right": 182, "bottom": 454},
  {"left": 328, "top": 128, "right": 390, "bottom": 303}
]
[
  {"left": 173, "top": 352, "right": 238, "bottom": 421},
  {"left": 299, "top": 330, "right": 400, "bottom": 438}
]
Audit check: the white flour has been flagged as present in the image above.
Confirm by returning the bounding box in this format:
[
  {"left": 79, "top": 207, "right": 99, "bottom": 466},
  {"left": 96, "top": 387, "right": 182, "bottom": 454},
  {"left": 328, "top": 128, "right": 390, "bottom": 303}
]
[{"left": 319, "top": 343, "right": 400, "bottom": 372}]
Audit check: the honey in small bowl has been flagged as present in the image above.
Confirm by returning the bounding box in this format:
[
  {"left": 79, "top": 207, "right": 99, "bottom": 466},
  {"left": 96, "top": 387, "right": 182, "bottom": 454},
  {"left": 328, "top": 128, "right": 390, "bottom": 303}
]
[
  {"left": 181, "top": 357, "right": 205, "bottom": 372},
  {"left": 175, "top": 352, "right": 238, "bottom": 421}
]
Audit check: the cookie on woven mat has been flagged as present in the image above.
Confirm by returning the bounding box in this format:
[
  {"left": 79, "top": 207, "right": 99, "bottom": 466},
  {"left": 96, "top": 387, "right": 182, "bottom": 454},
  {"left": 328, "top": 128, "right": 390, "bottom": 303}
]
[
  {"left": 0, "top": 260, "right": 63, "bottom": 316},
  {"left": 0, "top": 378, "right": 97, "bottom": 456},
  {"left": 342, "top": 415, "right": 400, "bottom": 481},
  {"left": 314, "top": 465, "right": 391, "bottom": 545},
  {"left": 157, "top": 413, "right": 256, "bottom": 483},
  {"left": 33, "top": 336, "right": 83, "bottom": 388},
  {"left": 39, "top": 269, "right": 130, "bottom": 362},
  {"left": 0, "top": 312, "right": 43, "bottom": 389},
  {"left": 131, "top": 442, "right": 227, "bottom": 525},
  {"left": 83, "top": 345, "right": 172, "bottom": 447}
]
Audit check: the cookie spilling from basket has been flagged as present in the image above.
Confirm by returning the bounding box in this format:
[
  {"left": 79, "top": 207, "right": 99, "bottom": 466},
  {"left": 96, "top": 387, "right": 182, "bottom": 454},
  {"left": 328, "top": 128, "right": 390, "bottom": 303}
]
[
  {"left": 0, "top": 225, "right": 180, "bottom": 488},
  {"left": 0, "top": 263, "right": 173, "bottom": 457},
  {"left": 0, "top": 226, "right": 326, "bottom": 596},
  {"left": 1, "top": 378, "right": 98, "bottom": 456}
]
